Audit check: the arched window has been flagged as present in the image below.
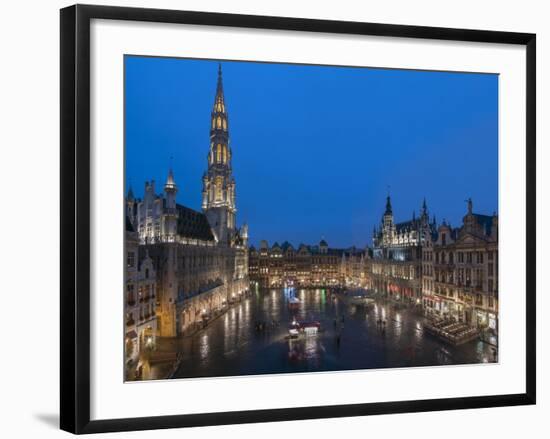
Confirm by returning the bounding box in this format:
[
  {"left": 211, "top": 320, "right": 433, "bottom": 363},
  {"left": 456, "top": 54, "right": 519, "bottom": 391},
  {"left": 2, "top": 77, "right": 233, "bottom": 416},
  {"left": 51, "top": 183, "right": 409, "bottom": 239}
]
[
  {"left": 216, "top": 116, "right": 222, "bottom": 129},
  {"left": 215, "top": 176, "right": 223, "bottom": 200},
  {"left": 211, "top": 118, "right": 215, "bottom": 129},
  {"left": 216, "top": 144, "right": 222, "bottom": 163},
  {"left": 222, "top": 145, "right": 227, "bottom": 163},
  {"left": 223, "top": 118, "right": 227, "bottom": 131}
]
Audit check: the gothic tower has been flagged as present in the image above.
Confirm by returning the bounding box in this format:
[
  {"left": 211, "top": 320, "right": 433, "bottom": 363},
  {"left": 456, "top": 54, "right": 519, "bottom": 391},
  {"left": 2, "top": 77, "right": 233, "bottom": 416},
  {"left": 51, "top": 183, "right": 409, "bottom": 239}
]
[
  {"left": 382, "top": 195, "right": 394, "bottom": 246},
  {"left": 163, "top": 168, "right": 178, "bottom": 239},
  {"left": 202, "top": 64, "right": 237, "bottom": 245}
]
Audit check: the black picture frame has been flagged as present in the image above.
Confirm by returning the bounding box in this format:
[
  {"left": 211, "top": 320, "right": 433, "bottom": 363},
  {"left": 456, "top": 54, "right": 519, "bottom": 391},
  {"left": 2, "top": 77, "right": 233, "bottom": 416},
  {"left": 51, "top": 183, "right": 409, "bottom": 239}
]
[{"left": 60, "top": 4, "right": 536, "bottom": 434}]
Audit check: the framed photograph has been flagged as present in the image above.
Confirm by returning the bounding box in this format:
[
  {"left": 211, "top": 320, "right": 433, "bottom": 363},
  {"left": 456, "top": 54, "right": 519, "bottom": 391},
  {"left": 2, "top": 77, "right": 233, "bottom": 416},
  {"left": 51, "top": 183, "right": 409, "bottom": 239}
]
[{"left": 60, "top": 4, "right": 536, "bottom": 434}]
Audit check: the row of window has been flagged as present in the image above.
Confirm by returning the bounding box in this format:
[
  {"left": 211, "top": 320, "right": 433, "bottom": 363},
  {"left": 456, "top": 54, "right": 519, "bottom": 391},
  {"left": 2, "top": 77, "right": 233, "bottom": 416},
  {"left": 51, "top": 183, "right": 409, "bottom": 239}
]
[
  {"left": 211, "top": 115, "right": 228, "bottom": 131},
  {"left": 125, "top": 304, "right": 155, "bottom": 325},
  {"left": 214, "top": 101, "right": 225, "bottom": 114},
  {"left": 210, "top": 142, "right": 230, "bottom": 165},
  {"left": 424, "top": 250, "right": 495, "bottom": 264},
  {"left": 126, "top": 283, "right": 155, "bottom": 303}
]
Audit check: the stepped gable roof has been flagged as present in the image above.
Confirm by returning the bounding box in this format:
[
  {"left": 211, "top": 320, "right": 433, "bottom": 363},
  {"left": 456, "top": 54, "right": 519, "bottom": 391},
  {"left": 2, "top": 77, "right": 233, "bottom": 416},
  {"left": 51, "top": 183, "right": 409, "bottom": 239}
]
[
  {"left": 176, "top": 203, "right": 215, "bottom": 241},
  {"left": 281, "top": 241, "right": 294, "bottom": 252}
]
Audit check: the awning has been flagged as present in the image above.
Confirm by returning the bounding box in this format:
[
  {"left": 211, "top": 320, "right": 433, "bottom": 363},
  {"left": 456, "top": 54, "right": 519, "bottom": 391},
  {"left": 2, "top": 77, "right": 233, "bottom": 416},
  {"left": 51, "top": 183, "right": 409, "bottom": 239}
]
[{"left": 126, "top": 330, "right": 137, "bottom": 339}]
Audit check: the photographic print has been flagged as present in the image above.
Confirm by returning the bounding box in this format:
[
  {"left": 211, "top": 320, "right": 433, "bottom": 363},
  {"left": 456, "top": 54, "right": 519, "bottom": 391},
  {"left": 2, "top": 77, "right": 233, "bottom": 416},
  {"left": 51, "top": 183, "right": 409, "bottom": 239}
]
[{"left": 124, "top": 56, "right": 499, "bottom": 382}]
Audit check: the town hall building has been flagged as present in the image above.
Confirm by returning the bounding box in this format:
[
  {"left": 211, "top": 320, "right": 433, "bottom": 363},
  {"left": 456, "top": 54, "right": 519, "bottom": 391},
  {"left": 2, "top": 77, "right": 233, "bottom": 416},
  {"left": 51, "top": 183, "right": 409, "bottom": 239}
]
[{"left": 125, "top": 65, "right": 249, "bottom": 341}]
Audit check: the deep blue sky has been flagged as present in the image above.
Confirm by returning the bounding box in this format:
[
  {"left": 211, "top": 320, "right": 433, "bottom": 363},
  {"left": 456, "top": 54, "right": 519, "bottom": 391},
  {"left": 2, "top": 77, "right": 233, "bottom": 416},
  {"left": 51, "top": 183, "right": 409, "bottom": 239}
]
[{"left": 125, "top": 56, "right": 498, "bottom": 249}]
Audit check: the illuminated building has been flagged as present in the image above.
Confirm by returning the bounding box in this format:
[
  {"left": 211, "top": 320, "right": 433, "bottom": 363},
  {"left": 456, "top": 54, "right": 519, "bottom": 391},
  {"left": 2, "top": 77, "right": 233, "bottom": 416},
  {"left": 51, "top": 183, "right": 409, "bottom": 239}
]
[
  {"left": 202, "top": 64, "right": 237, "bottom": 245},
  {"left": 423, "top": 199, "right": 498, "bottom": 330},
  {"left": 341, "top": 248, "right": 369, "bottom": 287},
  {"left": 249, "top": 239, "right": 356, "bottom": 288},
  {"left": 124, "top": 217, "right": 157, "bottom": 362},
  {"left": 369, "top": 196, "right": 435, "bottom": 302},
  {"left": 125, "top": 65, "right": 249, "bottom": 338}
]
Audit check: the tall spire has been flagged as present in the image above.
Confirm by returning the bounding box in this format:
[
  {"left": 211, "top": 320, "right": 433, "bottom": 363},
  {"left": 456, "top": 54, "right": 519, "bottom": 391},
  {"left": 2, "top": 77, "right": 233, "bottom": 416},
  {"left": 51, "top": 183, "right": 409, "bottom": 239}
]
[
  {"left": 213, "top": 63, "right": 225, "bottom": 113},
  {"left": 203, "top": 64, "right": 237, "bottom": 245},
  {"left": 217, "top": 63, "right": 223, "bottom": 96},
  {"left": 384, "top": 195, "right": 392, "bottom": 216}
]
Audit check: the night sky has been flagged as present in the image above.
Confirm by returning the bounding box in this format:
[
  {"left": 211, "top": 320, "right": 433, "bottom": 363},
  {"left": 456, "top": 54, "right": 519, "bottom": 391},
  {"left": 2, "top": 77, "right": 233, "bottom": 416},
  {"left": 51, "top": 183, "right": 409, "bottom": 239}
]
[{"left": 125, "top": 56, "right": 498, "bottom": 249}]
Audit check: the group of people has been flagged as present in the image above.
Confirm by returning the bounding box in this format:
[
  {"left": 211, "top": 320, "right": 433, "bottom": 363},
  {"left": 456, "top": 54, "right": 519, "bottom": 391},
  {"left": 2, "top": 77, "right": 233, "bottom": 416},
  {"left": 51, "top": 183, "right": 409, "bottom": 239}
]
[{"left": 376, "top": 318, "right": 387, "bottom": 335}]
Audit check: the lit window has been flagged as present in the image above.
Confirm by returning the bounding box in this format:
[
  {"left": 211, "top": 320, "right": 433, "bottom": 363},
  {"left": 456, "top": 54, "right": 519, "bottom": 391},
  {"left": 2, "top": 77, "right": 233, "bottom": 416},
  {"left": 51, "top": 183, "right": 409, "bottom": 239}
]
[{"left": 217, "top": 116, "right": 222, "bottom": 129}]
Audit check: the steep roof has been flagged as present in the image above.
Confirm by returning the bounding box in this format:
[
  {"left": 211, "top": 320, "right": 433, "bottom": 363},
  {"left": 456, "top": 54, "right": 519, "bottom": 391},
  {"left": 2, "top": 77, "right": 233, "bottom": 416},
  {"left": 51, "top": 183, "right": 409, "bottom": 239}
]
[
  {"left": 395, "top": 219, "right": 420, "bottom": 233},
  {"left": 176, "top": 204, "right": 215, "bottom": 241}
]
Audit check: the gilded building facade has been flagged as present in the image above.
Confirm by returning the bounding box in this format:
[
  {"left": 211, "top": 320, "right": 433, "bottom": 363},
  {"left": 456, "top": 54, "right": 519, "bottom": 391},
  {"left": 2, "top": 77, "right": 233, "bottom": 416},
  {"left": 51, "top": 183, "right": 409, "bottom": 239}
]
[
  {"left": 125, "top": 65, "right": 249, "bottom": 338},
  {"left": 422, "top": 199, "right": 498, "bottom": 330}
]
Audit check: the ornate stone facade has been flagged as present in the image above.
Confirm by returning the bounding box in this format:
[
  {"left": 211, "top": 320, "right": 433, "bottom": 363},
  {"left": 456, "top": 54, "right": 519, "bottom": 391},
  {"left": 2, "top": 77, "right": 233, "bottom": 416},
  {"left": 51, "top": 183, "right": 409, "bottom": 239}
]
[
  {"left": 125, "top": 65, "right": 249, "bottom": 338},
  {"left": 369, "top": 196, "right": 435, "bottom": 302},
  {"left": 124, "top": 218, "right": 157, "bottom": 362},
  {"left": 249, "top": 240, "right": 367, "bottom": 288},
  {"left": 423, "top": 199, "right": 498, "bottom": 330}
]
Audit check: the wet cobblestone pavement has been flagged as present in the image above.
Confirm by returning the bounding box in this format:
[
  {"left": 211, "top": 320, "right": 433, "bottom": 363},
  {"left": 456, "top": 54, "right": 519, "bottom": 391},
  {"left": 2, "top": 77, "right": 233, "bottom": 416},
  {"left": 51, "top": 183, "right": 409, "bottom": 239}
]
[{"left": 172, "top": 288, "right": 496, "bottom": 379}]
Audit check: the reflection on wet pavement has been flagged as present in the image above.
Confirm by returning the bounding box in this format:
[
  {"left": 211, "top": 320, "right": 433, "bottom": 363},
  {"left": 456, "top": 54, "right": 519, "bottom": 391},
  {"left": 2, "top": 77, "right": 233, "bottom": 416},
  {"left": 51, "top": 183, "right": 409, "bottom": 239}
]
[{"left": 173, "top": 288, "right": 495, "bottom": 379}]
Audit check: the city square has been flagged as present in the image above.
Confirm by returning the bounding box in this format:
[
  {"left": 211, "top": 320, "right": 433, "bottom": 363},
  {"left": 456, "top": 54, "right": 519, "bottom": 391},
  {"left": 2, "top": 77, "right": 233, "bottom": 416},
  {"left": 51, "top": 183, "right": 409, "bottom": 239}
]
[{"left": 124, "top": 58, "right": 498, "bottom": 381}]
